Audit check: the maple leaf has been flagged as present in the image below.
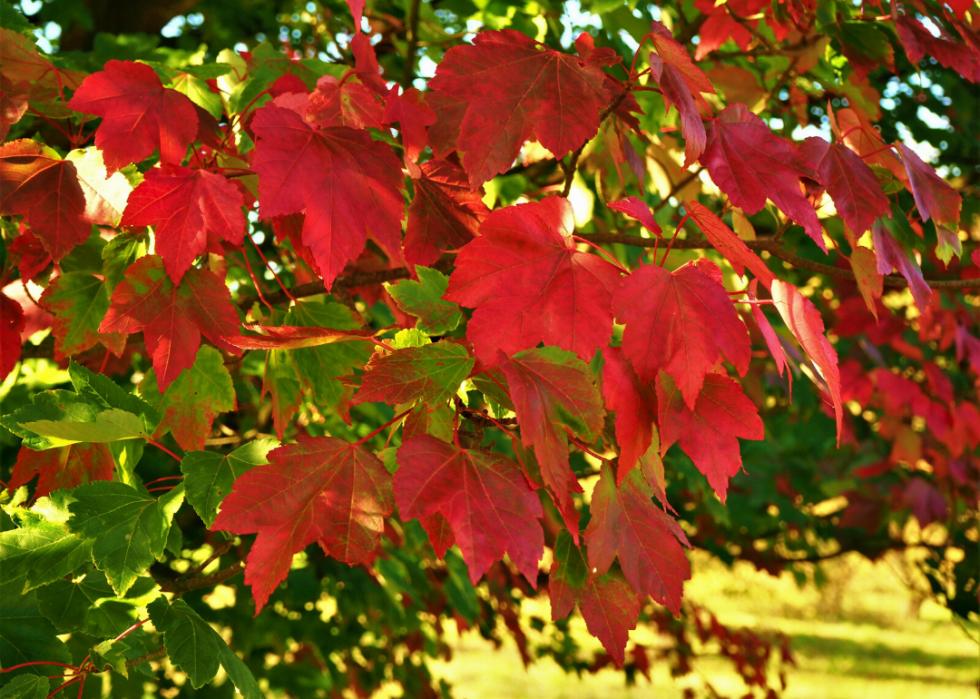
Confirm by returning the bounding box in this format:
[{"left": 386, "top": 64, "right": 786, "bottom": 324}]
[
  {"left": 428, "top": 29, "right": 611, "bottom": 188},
  {"left": 747, "top": 280, "right": 789, "bottom": 383},
  {"left": 0, "top": 27, "right": 85, "bottom": 89},
  {"left": 0, "top": 139, "right": 89, "bottom": 261},
  {"left": 648, "top": 19, "right": 714, "bottom": 166},
  {"left": 701, "top": 103, "right": 824, "bottom": 251},
  {"left": 446, "top": 198, "right": 622, "bottom": 364},
  {"left": 584, "top": 464, "right": 690, "bottom": 614},
  {"left": 850, "top": 247, "right": 883, "bottom": 320},
  {"left": 214, "top": 437, "right": 394, "bottom": 613},
  {"left": 121, "top": 165, "right": 246, "bottom": 283},
  {"left": 395, "top": 434, "right": 544, "bottom": 585},
  {"left": 7, "top": 226, "right": 52, "bottom": 282},
  {"left": 39, "top": 272, "right": 126, "bottom": 360},
  {"left": 614, "top": 259, "right": 750, "bottom": 409},
  {"left": 251, "top": 103, "right": 405, "bottom": 289},
  {"left": 657, "top": 371, "right": 763, "bottom": 502},
  {"left": 425, "top": 90, "right": 468, "bottom": 160},
  {"left": 405, "top": 159, "right": 489, "bottom": 267},
  {"left": 67, "top": 60, "right": 199, "bottom": 174},
  {"left": 829, "top": 107, "right": 908, "bottom": 186},
  {"left": 692, "top": 0, "right": 767, "bottom": 61},
  {"left": 388, "top": 266, "right": 463, "bottom": 335},
  {"left": 870, "top": 219, "right": 931, "bottom": 312},
  {"left": 685, "top": 201, "right": 775, "bottom": 287},
  {"left": 800, "top": 137, "right": 889, "bottom": 237},
  {"left": 602, "top": 346, "right": 658, "bottom": 483},
  {"left": 383, "top": 87, "right": 437, "bottom": 168},
  {"left": 770, "top": 280, "right": 843, "bottom": 441},
  {"left": 352, "top": 342, "right": 475, "bottom": 408},
  {"left": 550, "top": 530, "right": 640, "bottom": 665},
  {"left": 99, "top": 255, "right": 241, "bottom": 392},
  {"left": 607, "top": 196, "right": 662, "bottom": 237},
  {"left": 225, "top": 324, "right": 378, "bottom": 350},
  {"left": 1, "top": 290, "right": 26, "bottom": 381},
  {"left": 306, "top": 75, "right": 385, "bottom": 130},
  {"left": 896, "top": 15, "right": 980, "bottom": 84},
  {"left": 181, "top": 439, "right": 277, "bottom": 528},
  {"left": 9, "top": 443, "right": 115, "bottom": 498},
  {"left": 899, "top": 144, "right": 963, "bottom": 263},
  {"left": 140, "top": 346, "right": 237, "bottom": 451},
  {"left": 350, "top": 32, "right": 390, "bottom": 95},
  {"left": 498, "top": 346, "right": 605, "bottom": 535},
  {"left": 0, "top": 77, "right": 29, "bottom": 141}
]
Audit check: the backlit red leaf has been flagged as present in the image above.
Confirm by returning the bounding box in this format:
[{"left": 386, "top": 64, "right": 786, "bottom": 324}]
[
  {"left": 446, "top": 198, "right": 622, "bottom": 364},
  {"left": 67, "top": 60, "right": 199, "bottom": 174},
  {"left": 657, "top": 371, "right": 764, "bottom": 502},
  {"left": 608, "top": 196, "right": 661, "bottom": 237},
  {"left": 584, "top": 464, "right": 690, "bottom": 614},
  {"left": 405, "top": 159, "right": 489, "bottom": 267},
  {"left": 896, "top": 15, "right": 980, "bottom": 83},
  {"left": 614, "top": 259, "right": 750, "bottom": 409},
  {"left": 395, "top": 434, "right": 544, "bottom": 585},
  {"left": 702, "top": 103, "right": 824, "bottom": 250},
  {"left": 213, "top": 435, "right": 395, "bottom": 612},
  {"left": 251, "top": 103, "right": 405, "bottom": 289},
  {"left": 99, "top": 255, "right": 241, "bottom": 392},
  {"left": 899, "top": 144, "right": 962, "bottom": 234},
  {"left": 121, "top": 165, "right": 245, "bottom": 283},
  {"left": 800, "top": 137, "right": 889, "bottom": 237},
  {"left": 871, "top": 219, "right": 931, "bottom": 312},
  {"left": 602, "top": 346, "right": 657, "bottom": 483},
  {"left": 383, "top": 87, "right": 437, "bottom": 166},
  {"left": 428, "top": 29, "right": 611, "bottom": 188},
  {"left": 306, "top": 75, "right": 385, "bottom": 130},
  {"left": 686, "top": 201, "right": 775, "bottom": 287}
]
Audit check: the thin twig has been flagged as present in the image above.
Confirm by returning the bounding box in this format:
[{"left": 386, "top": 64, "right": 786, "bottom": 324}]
[
  {"left": 403, "top": 0, "right": 422, "bottom": 87},
  {"left": 561, "top": 89, "right": 631, "bottom": 197}
]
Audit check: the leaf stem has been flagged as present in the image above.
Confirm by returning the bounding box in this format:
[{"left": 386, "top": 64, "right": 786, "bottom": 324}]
[
  {"left": 146, "top": 439, "right": 182, "bottom": 462},
  {"left": 353, "top": 408, "right": 413, "bottom": 446},
  {"left": 1, "top": 661, "right": 77, "bottom": 673}
]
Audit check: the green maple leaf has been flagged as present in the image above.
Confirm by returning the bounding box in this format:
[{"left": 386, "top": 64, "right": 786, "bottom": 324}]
[
  {"left": 66, "top": 482, "right": 184, "bottom": 595},
  {"left": 0, "top": 519, "right": 91, "bottom": 593},
  {"left": 181, "top": 439, "right": 278, "bottom": 527},
  {"left": 388, "top": 266, "right": 463, "bottom": 336}
]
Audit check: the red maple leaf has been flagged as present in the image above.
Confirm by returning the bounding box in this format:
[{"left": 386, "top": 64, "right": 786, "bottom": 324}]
[
  {"left": 498, "top": 346, "right": 605, "bottom": 536},
  {"left": 10, "top": 443, "right": 115, "bottom": 498},
  {"left": 99, "top": 255, "right": 241, "bottom": 391},
  {"left": 426, "top": 90, "right": 468, "bottom": 160},
  {"left": 1, "top": 290, "right": 25, "bottom": 381},
  {"left": 121, "top": 165, "right": 246, "bottom": 283},
  {"left": 648, "top": 20, "right": 714, "bottom": 166},
  {"left": 607, "top": 196, "right": 662, "bottom": 237},
  {"left": 404, "top": 159, "right": 489, "bottom": 267},
  {"left": 693, "top": 0, "right": 768, "bottom": 60},
  {"left": 67, "top": 60, "right": 199, "bottom": 174},
  {"left": 251, "top": 103, "right": 405, "bottom": 289},
  {"left": 0, "top": 139, "right": 89, "bottom": 261},
  {"left": 899, "top": 144, "right": 962, "bottom": 232},
  {"left": 829, "top": 107, "right": 908, "bottom": 186},
  {"left": 614, "top": 259, "right": 750, "bottom": 409},
  {"left": 550, "top": 531, "right": 640, "bottom": 665},
  {"left": 383, "top": 87, "right": 437, "bottom": 169},
  {"left": 896, "top": 15, "right": 980, "bottom": 84},
  {"left": 584, "top": 464, "right": 691, "bottom": 615},
  {"left": 446, "top": 198, "right": 622, "bottom": 364},
  {"left": 350, "top": 33, "right": 390, "bottom": 95},
  {"left": 800, "top": 137, "right": 889, "bottom": 237},
  {"left": 701, "top": 103, "right": 824, "bottom": 251},
  {"left": 0, "top": 77, "right": 28, "bottom": 142},
  {"left": 870, "top": 221, "right": 931, "bottom": 312},
  {"left": 428, "top": 29, "right": 612, "bottom": 187},
  {"left": 395, "top": 434, "right": 544, "bottom": 585},
  {"left": 686, "top": 201, "right": 775, "bottom": 287},
  {"left": 306, "top": 75, "right": 385, "bottom": 130},
  {"left": 7, "top": 226, "right": 52, "bottom": 282},
  {"left": 770, "top": 280, "right": 843, "bottom": 441},
  {"left": 657, "top": 371, "right": 764, "bottom": 502},
  {"left": 213, "top": 435, "right": 395, "bottom": 613},
  {"left": 602, "top": 346, "right": 657, "bottom": 483}
]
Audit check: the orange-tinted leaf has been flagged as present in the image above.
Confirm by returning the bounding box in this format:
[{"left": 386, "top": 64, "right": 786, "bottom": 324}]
[
  {"left": 121, "top": 165, "right": 245, "bottom": 283},
  {"left": 428, "top": 29, "right": 611, "bottom": 188},
  {"left": 0, "top": 27, "right": 85, "bottom": 89},
  {"left": 100, "top": 255, "right": 241, "bottom": 391},
  {"left": 657, "top": 371, "right": 764, "bottom": 502},
  {"left": 10, "top": 443, "right": 115, "bottom": 498},
  {"left": 850, "top": 247, "right": 883, "bottom": 321},
  {"left": 446, "top": 198, "right": 622, "bottom": 364},
  {"left": 67, "top": 60, "right": 199, "bottom": 174},
  {"left": 224, "top": 324, "right": 378, "bottom": 350},
  {"left": 0, "top": 77, "right": 28, "bottom": 141},
  {"left": 614, "top": 259, "right": 750, "bottom": 409},
  {"left": 405, "top": 159, "right": 489, "bottom": 267},
  {"left": 702, "top": 103, "right": 824, "bottom": 250},
  {"left": 584, "top": 464, "right": 690, "bottom": 614},
  {"left": 213, "top": 435, "right": 395, "bottom": 612},
  {"left": 395, "top": 434, "right": 544, "bottom": 585},
  {"left": 251, "top": 103, "right": 405, "bottom": 289}
]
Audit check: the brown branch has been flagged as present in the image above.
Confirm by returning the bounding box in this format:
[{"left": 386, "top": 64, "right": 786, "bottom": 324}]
[
  {"left": 125, "top": 647, "right": 166, "bottom": 669},
  {"left": 402, "top": 0, "right": 421, "bottom": 86},
  {"left": 155, "top": 560, "right": 244, "bottom": 596}
]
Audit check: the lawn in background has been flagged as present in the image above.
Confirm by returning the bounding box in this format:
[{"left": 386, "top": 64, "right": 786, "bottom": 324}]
[{"left": 431, "top": 551, "right": 979, "bottom": 699}]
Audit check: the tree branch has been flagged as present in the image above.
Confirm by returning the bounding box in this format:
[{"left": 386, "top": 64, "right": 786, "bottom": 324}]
[
  {"left": 402, "top": 0, "right": 421, "bottom": 86},
  {"left": 561, "top": 88, "right": 630, "bottom": 197},
  {"left": 155, "top": 560, "right": 245, "bottom": 596}
]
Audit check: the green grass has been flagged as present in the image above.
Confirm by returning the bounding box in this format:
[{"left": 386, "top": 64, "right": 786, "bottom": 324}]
[{"left": 430, "top": 552, "right": 979, "bottom": 699}]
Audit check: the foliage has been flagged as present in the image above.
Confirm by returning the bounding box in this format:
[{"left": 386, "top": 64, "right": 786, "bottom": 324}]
[{"left": 1, "top": 0, "right": 978, "bottom": 696}]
